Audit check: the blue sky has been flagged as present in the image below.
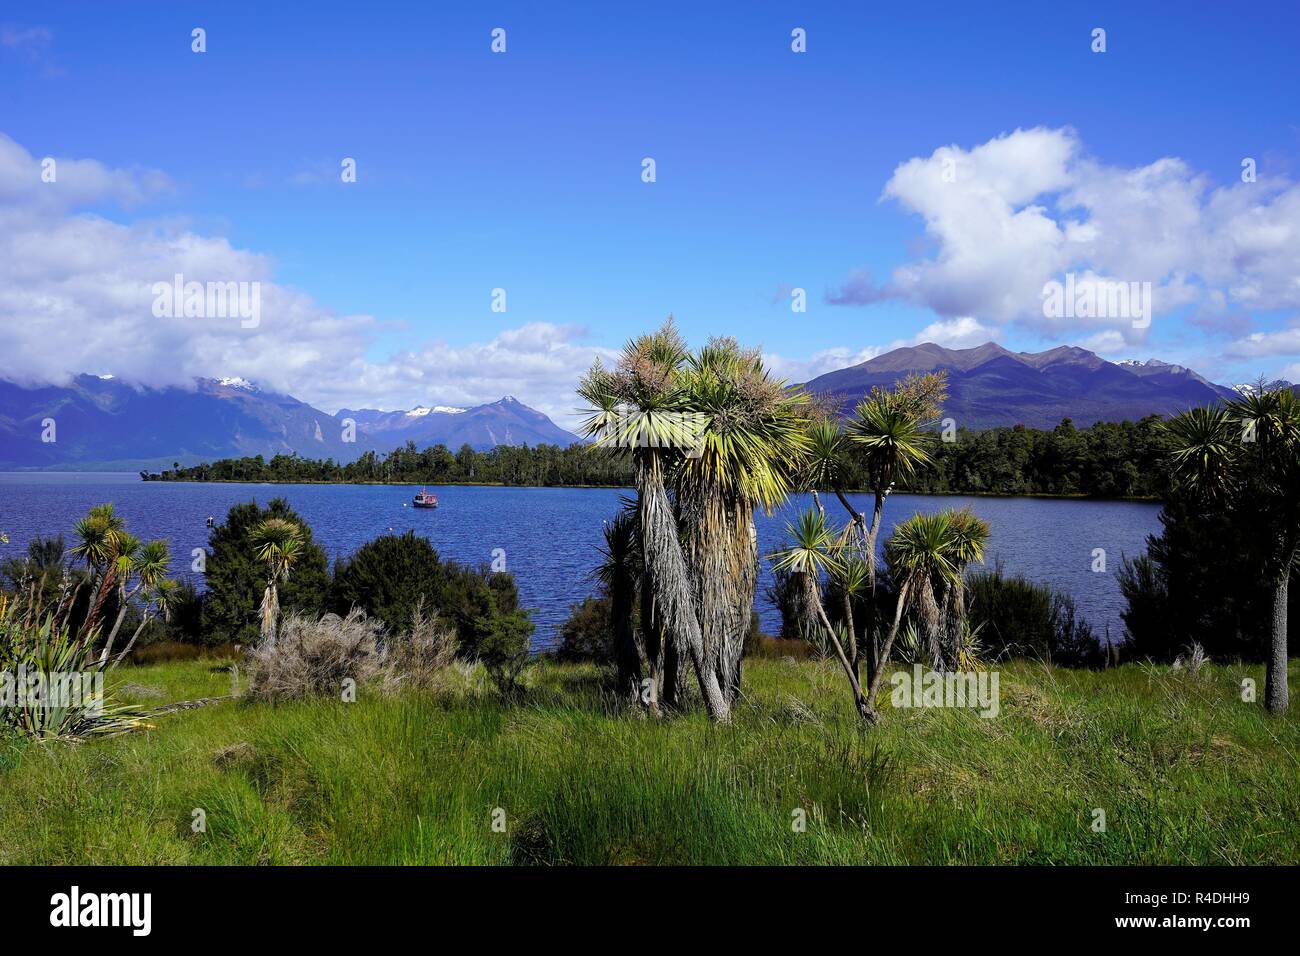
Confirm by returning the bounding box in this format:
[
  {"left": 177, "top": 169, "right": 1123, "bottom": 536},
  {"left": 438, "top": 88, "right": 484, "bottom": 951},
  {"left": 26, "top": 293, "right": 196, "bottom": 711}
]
[{"left": 2, "top": 1, "right": 1299, "bottom": 424}]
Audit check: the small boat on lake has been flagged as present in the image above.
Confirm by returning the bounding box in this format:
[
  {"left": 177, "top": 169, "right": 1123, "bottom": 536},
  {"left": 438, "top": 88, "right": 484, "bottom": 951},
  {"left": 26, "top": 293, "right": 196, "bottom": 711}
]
[{"left": 413, "top": 487, "right": 439, "bottom": 509}]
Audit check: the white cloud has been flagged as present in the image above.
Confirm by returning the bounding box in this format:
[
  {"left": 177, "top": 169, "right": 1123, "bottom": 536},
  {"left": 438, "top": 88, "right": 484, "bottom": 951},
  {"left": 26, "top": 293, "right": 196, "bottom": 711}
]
[
  {"left": 763, "top": 345, "right": 885, "bottom": 383},
  {"left": 833, "top": 127, "right": 1300, "bottom": 348},
  {"left": 1077, "top": 330, "right": 1129, "bottom": 356},
  {"left": 309, "top": 323, "right": 618, "bottom": 427},
  {"left": 1225, "top": 322, "right": 1300, "bottom": 358},
  {"left": 764, "top": 316, "right": 996, "bottom": 382},
  {"left": 0, "top": 133, "right": 614, "bottom": 428},
  {"left": 910, "top": 316, "right": 994, "bottom": 349},
  {"left": 0, "top": 133, "right": 171, "bottom": 209}
]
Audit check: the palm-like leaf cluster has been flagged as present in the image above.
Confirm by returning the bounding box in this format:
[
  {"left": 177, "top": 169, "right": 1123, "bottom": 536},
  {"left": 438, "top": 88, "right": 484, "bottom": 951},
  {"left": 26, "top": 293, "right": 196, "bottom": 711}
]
[
  {"left": 772, "top": 508, "right": 843, "bottom": 580},
  {"left": 577, "top": 322, "right": 701, "bottom": 455},
  {"left": 1, "top": 506, "right": 170, "bottom": 738},
  {"left": 251, "top": 518, "right": 305, "bottom": 582},
  {"left": 594, "top": 505, "right": 642, "bottom": 594},
  {"left": 675, "top": 338, "right": 811, "bottom": 513},
  {"left": 1165, "top": 406, "right": 1240, "bottom": 501},
  {"left": 849, "top": 387, "right": 937, "bottom": 489},
  {"left": 69, "top": 504, "right": 125, "bottom": 571},
  {"left": 802, "top": 420, "right": 851, "bottom": 494}
]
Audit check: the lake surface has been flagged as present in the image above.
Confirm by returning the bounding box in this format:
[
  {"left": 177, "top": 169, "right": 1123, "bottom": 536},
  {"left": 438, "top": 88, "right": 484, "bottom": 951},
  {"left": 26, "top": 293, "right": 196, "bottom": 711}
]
[{"left": 0, "top": 473, "right": 1162, "bottom": 650}]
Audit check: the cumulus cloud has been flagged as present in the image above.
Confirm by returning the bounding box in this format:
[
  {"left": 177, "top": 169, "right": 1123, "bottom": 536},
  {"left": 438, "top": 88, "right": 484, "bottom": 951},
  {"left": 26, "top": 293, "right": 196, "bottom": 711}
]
[
  {"left": 1077, "top": 330, "right": 1130, "bottom": 356},
  {"left": 831, "top": 127, "right": 1300, "bottom": 349},
  {"left": 1225, "top": 321, "right": 1300, "bottom": 359},
  {"left": 0, "top": 134, "right": 172, "bottom": 209},
  {"left": 307, "top": 323, "right": 618, "bottom": 426},
  {"left": 0, "top": 134, "right": 368, "bottom": 392},
  {"left": 0, "top": 133, "right": 615, "bottom": 428},
  {"left": 764, "top": 316, "right": 996, "bottom": 383},
  {"left": 910, "top": 316, "right": 995, "bottom": 349}
]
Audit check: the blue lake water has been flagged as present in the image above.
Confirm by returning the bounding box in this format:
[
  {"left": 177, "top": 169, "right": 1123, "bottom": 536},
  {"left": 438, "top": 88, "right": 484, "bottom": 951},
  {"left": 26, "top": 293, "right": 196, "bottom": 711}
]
[{"left": 0, "top": 473, "right": 1162, "bottom": 650}]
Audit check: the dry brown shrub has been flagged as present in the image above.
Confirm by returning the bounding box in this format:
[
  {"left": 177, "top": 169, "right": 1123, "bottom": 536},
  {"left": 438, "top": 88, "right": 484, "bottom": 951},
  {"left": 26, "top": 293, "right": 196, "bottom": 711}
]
[
  {"left": 386, "top": 603, "right": 457, "bottom": 690},
  {"left": 245, "top": 608, "right": 387, "bottom": 702}
]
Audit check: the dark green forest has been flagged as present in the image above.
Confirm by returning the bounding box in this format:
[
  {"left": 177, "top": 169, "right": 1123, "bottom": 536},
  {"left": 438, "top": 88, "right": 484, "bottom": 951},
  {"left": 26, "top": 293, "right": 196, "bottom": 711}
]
[{"left": 144, "top": 415, "right": 1175, "bottom": 499}]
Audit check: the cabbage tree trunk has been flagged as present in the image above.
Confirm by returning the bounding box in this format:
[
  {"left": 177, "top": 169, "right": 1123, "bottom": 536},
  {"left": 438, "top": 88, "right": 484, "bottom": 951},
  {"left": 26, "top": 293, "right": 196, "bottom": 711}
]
[
  {"left": 636, "top": 454, "right": 729, "bottom": 722},
  {"left": 260, "top": 581, "right": 280, "bottom": 644},
  {"left": 863, "top": 580, "right": 912, "bottom": 723},
  {"left": 803, "top": 571, "right": 869, "bottom": 720},
  {"left": 681, "top": 489, "right": 754, "bottom": 706},
  {"left": 1265, "top": 571, "right": 1290, "bottom": 714},
  {"left": 639, "top": 587, "right": 663, "bottom": 715},
  {"left": 662, "top": 635, "right": 690, "bottom": 709},
  {"left": 611, "top": 573, "right": 641, "bottom": 706}
]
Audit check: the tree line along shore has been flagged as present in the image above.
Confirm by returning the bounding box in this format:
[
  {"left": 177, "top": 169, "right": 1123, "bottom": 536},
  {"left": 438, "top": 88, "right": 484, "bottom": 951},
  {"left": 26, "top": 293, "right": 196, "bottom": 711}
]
[{"left": 141, "top": 414, "right": 1176, "bottom": 501}]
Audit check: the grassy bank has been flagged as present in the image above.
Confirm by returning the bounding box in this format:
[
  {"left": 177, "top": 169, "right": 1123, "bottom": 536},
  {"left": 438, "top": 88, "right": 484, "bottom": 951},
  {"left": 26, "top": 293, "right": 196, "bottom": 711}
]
[{"left": 1, "top": 657, "right": 1296, "bottom": 865}]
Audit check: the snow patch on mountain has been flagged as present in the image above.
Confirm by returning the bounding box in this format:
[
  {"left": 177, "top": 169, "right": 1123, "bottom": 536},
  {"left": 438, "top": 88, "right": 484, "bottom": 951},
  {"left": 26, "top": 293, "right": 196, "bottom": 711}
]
[
  {"left": 217, "top": 377, "right": 258, "bottom": 391},
  {"left": 405, "top": 405, "right": 466, "bottom": 417}
]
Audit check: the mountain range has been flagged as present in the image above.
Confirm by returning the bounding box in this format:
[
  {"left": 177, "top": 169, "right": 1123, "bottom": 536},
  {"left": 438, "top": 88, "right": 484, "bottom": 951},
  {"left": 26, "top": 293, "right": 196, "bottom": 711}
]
[
  {"left": 335, "top": 396, "right": 578, "bottom": 452},
  {"left": 0, "top": 376, "right": 579, "bottom": 470},
  {"left": 0, "top": 342, "right": 1291, "bottom": 468},
  {"left": 802, "top": 342, "right": 1246, "bottom": 430}
]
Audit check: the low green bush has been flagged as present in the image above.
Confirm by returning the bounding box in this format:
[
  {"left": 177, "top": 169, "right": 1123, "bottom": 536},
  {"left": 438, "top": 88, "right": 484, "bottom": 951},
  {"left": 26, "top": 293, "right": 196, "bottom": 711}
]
[
  {"left": 329, "top": 530, "right": 525, "bottom": 660},
  {"left": 555, "top": 596, "right": 614, "bottom": 664},
  {"left": 966, "top": 563, "right": 1106, "bottom": 667}
]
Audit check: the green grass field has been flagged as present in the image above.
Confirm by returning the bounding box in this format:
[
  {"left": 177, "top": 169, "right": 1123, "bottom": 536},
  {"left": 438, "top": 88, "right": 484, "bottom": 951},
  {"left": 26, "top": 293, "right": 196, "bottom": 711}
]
[{"left": 2, "top": 656, "right": 1297, "bottom": 865}]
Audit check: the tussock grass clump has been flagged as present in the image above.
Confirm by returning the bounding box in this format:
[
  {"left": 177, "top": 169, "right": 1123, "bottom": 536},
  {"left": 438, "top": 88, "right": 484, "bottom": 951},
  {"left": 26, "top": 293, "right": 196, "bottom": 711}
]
[
  {"left": 779, "top": 695, "right": 820, "bottom": 726},
  {"left": 246, "top": 609, "right": 388, "bottom": 703},
  {"left": 245, "top": 605, "right": 461, "bottom": 702},
  {"left": 1171, "top": 641, "right": 1209, "bottom": 677},
  {"left": 385, "top": 606, "right": 457, "bottom": 690}
]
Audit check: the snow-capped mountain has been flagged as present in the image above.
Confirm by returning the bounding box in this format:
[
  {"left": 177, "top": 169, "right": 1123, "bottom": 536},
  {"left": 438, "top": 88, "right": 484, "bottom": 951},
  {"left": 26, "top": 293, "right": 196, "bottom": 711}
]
[
  {"left": 1230, "top": 379, "right": 1296, "bottom": 396},
  {"left": 335, "top": 395, "right": 577, "bottom": 452},
  {"left": 0, "top": 377, "right": 577, "bottom": 469}
]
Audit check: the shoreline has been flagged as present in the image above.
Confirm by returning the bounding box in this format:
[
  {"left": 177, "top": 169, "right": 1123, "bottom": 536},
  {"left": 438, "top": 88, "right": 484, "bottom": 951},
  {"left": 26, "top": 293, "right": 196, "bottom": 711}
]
[{"left": 136, "top": 475, "right": 1163, "bottom": 504}]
